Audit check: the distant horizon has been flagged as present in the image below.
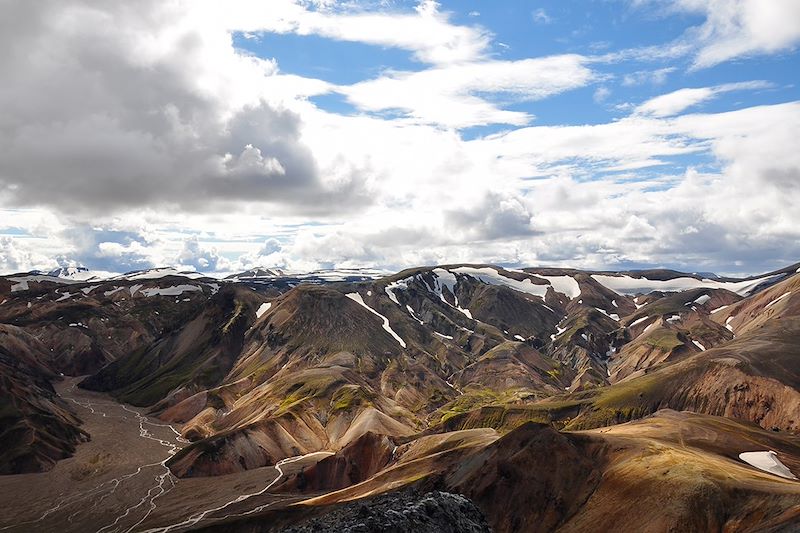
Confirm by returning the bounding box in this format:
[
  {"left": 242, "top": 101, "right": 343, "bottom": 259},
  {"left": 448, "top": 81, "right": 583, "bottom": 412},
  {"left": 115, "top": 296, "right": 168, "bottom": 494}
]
[{"left": 7, "top": 258, "right": 799, "bottom": 281}]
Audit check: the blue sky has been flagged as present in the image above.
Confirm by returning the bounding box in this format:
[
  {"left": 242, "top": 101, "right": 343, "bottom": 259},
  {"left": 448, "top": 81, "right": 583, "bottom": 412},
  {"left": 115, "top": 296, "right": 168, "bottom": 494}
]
[
  {"left": 234, "top": 1, "right": 797, "bottom": 126},
  {"left": 0, "top": 0, "right": 799, "bottom": 276}
]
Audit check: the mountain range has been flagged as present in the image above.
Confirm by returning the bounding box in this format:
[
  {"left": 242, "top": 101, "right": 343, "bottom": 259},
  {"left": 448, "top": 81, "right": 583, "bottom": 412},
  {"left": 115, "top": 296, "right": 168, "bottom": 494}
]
[{"left": 1, "top": 262, "right": 799, "bottom": 532}]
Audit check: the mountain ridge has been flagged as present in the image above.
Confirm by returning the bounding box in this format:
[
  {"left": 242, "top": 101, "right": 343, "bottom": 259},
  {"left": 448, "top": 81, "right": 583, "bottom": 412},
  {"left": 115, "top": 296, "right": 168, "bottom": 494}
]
[{"left": 1, "top": 260, "right": 799, "bottom": 532}]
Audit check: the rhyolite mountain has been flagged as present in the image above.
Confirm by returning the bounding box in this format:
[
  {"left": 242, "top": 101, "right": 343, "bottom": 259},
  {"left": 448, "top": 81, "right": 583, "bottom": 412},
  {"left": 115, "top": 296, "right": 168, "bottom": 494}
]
[{"left": 1, "top": 262, "right": 799, "bottom": 531}]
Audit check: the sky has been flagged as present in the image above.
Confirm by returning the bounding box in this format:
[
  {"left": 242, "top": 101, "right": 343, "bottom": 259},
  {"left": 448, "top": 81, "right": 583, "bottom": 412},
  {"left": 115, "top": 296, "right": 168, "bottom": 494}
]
[{"left": 1, "top": 0, "right": 799, "bottom": 277}]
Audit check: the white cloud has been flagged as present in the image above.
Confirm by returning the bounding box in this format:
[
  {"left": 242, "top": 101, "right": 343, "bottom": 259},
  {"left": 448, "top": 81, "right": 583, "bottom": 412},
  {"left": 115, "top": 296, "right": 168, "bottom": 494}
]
[
  {"left": 676, "top": 0, "right": 800, "bottom": 68},
  {"left": 626, "top": 0, "right": 800, "bottom": 68},
  {"left": 532, "top": 8, "right": 553, "bottom": 25},
  {"left": 0, "top": 0, "right": 798, "bottom": 277},
  {"left": 223, "top": 0, "right": 492, "bottom": 65},
  {"left": 341, "top": 55, "right": 595, "bottom": 127},
  {"left": 176, "top": 236, "right": 231, "bottom": 271},
  {"left": 0, "top": 0, "right": 365, "bottom": 215},
  {"left": 634, "top": 80, "right": 772, "bottom": 117},
  {"left": 622, "top": 67, "right": 676, "bottom": 86},
  {"left": 594, "top": 86, "right": 611, "bottom": 103}
]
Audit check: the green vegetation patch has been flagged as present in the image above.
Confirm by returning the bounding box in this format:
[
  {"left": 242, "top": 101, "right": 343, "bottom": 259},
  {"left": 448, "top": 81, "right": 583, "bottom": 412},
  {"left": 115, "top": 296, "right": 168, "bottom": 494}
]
[
  {"left": 275, "top": 373, "right": 342, "bottom": 414},
  {"left": 330, "top": 385, "right": 376, "bottom": 413},
  {"left": 436, "top": 388, "right": 521, "bottom": 424},
  {"left": 643, "top": 329, "right": 683, "bottom": 350}
]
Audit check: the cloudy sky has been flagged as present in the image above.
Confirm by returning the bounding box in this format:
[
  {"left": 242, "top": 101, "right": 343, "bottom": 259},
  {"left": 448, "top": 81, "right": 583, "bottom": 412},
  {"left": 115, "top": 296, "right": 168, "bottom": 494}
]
[{"left": 1, "top": 0, "right": 799, "bottom": 276}]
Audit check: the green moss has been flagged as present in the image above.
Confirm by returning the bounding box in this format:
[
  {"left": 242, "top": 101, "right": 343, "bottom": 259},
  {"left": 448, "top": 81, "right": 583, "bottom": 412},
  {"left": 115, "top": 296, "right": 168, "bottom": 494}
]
[
  {"left": 644, "top": 329, "right": 683, "bottom": 350},
  {"left": 330, "top": 385, "right": 375, "bottom": 413},
  {"left": 275, "top": 374, "right": 340, "bottom": 414},
  {"left": 436, "top": 388, "right": 520, "bottom": 424},
  {"left": 221, "top": 301, "right": 245, "bottom": 334}
]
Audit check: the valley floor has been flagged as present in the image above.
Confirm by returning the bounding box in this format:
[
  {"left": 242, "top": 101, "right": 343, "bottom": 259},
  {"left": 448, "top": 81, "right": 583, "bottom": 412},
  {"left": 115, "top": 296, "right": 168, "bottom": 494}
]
[{"left": 0, "top": 378, "right": 330, "bottom": 533}]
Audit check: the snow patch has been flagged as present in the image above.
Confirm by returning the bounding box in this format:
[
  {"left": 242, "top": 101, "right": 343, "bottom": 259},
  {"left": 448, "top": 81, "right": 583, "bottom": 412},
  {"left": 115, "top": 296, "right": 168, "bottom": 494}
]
[
  {"left": 594, "top": 307, "right": 620, "bottom": 321},
  {"left": 434, "top": 332, "right": 454, "bottom": 340},
  {"left": 405, "top": 305, "right": 424, "bottom": 325},
  {"left": 710, "top": 305, "right": 729, "bottom": 314},
  {"left": 385, "top": 278, "right": 409, "bottom": 305},
  {"left": 514, "top": 334, "right": 526, "bottom": 341},
  {"left": 629, "top": 316, "right": 650, "bottom": 327},
  {"left": 739, "top": 451, "right": 797, "bottom": 480},
  {"left": 692, "top": 340, "right": 706, "bottom": 351},
  {"left": 117, "top": 268, "right": 206, "bottom": 281},
  {"left": 346, "top": 292, "right": 406, "bottom": 348},
  {"left": 550, "top": 324, "right": 568, "bottom": 342},
  {"left": 765, "top": 291, "right": 791, "bottom": 309},
  {"left": 9, "top": 275, "right": 74, "bottom": 292},
  {"left": 591, "top": 273, "right": 783, "bottom": 297},
  {"left": 55, "top": 292, "right": 74, "bottom": 302},
  {"left": 531, "top": 274, "right": 581, "bottom": 299},
  {"left": 725, "top": 316, "right": 736, "bottom": 332},
  {"left": 141, "top": 285, "right": 202, "bottom": 297},
  {"left": 666, "top": 314, "right": 681, "bottom": 323},
  {"left": 452, "top": 267, "right": 549, "bottom": 299},
  {"left": 691, "top": 294, "right": 711, "bottom": 305},
  {"left": 255, "top": 302, "right": 272, "bottom": 318}
]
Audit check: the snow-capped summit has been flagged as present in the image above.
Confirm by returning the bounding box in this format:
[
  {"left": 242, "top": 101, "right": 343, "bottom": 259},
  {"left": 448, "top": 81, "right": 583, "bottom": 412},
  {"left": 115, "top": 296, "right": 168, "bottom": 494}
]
[
  {"left": 46, "top": 266, "right": 103, "bottom": 281},
  {"left": 225, "top": 267, "right": 286, "bottom": 280},
  {"left": 112, "top": 267, "right": 208, "bottom": 281}
]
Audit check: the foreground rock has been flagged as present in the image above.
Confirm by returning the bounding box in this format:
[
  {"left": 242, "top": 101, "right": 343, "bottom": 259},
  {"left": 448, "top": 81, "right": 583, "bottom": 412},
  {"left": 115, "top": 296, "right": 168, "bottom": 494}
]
[{"left": 280, "top": 489, "right": 490, "bottom": 533}]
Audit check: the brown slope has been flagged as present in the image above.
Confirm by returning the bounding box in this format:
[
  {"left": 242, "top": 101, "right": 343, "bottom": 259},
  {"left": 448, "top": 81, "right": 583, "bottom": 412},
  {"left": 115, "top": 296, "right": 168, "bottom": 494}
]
[
  {"left": 79, "top": 284, "right": 264, "bottom": 407},
  {"left": 0, "top": 324, "right": 88, "bottom": 474},
  {"left": 164, "top": 285, "right": 440, "bottom": 477},
  {"left": 531, "top": 314, "right": 800, "bottom": 433},
  {"left": 0, "top": 275, "right": 221, "bottom": 375},
  {"left": 712, "top": 271, "right": 800, "bottom": 337},
  {"left": 203, "top": 411, "right": 800, "bottom": 533},
  {"left": 277, "top": 431, "right": 396, "bottom": 493}
]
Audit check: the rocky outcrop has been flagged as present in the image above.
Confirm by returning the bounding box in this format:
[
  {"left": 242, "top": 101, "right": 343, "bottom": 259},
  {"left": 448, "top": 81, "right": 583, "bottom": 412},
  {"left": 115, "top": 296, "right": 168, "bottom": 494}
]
[
  {"left": 279, "top": 431, "right": 395, "bottom": 493},
  {"left": 280, "top": 490, "right": 490, "bottom": 533}
]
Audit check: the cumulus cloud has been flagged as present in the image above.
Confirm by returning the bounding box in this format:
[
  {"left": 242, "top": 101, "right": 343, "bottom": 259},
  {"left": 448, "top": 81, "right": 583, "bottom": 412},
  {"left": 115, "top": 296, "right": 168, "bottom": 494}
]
[
  {"left": 676, "top": 0, "right": 800, "bottom": 68},
  {"left": 0, "top": 0, "right": 798, "bottom": 277},
  {"left": 0, "top": 0, "right": 367, "bottom": 215},
  {"left": 0, "top": 237, "right": 49, "bottom": 273},
  {"left": 258, "top": 238, "right": 283, "bottom": 256},
  {"left": 445, "top": 193, "right": 536, "bottom": 241},
  {"left": 176, "top": 236, "right": 230, "bottom": 271}
]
